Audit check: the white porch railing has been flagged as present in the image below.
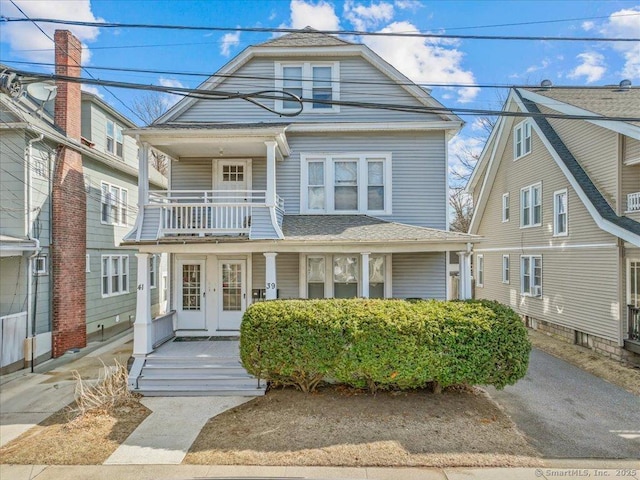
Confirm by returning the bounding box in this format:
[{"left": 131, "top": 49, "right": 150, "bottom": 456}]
[
  {"left": 627, "top": 192, "right": 640, "bottom": 212},
  {"left": 148, "top": 190, "right": 283, "bottom": 235}
]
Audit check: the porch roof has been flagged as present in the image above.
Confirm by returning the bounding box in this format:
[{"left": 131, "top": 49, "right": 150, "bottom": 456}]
[
  {"left": 281, "top": 215, "right": 478, "bottom": 244},
  {"left": 0, "top": 235, "right": 38, "bottom": 257}
]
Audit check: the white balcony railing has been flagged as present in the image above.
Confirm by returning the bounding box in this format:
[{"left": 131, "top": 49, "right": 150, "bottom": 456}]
[
  {"left": 147, "top": 190, "right": 283, "bottom": 235},
  {"left": 627, "top": 192, "right": 640, "bottom": 213}
]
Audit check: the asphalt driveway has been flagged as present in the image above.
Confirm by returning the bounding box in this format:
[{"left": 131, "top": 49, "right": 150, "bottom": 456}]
[{"left": 486, "top": 348, "right": 640, "bottom": 459}]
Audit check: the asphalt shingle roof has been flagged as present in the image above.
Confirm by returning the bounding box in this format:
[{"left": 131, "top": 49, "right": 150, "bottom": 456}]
[
  {"left": 516, "top": 90, "right": 640, "bottom": 239},
  {"left": 282, "top": 215, "right": 476, "bottom": 242},
  {"left": 258, "top": 27, "right": 354, "bottom": 47}
]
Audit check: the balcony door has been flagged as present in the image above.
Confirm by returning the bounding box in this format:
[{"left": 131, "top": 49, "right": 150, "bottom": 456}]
[
  {"left": 215, "top": 160, "right": 251, "bottom": 197},
  {"left": 176, "top": 259, "right": 206, "bottom": 330}
]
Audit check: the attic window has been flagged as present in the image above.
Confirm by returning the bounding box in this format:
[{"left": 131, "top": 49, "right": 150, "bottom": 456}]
[
  {"left": 275, "top": 62, "right": 340, "bottom": 113},
  {"left": 514, "top": 120, "right": 532, "bottom": 159}
]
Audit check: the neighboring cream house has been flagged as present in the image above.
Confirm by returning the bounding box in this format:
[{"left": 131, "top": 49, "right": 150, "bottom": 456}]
[
  {"left": 123, "top": 30, "right": 477, "bottom": 395},
  {"left": 468, "top": 84, "right": 640, "bottom": 364}
]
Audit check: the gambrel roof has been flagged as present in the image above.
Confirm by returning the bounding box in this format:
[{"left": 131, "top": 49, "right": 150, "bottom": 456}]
[{"left": 468, "top": 87, "right": 640, "bottom": 246}]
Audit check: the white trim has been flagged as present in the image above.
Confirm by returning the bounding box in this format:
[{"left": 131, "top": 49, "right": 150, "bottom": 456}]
[
  {"left": 275, "top": 61, "right": 340, "bottom": 114},
  {"left": 502, "top": 254, "right": 510, "bottom": 284},
  {"left": 86, "top": 254, "right": 91, "bottom": 273},
  {"left": 100, "top": 181, "right": 129, "bottom": 227},
  {"left": 553, "top": 188, "right": 569, "bottom": 237},
  {"left": 300, "top": 152, "right": 392, "bottom": 215},
  {"left": 33, "top": 254, "right": 47, "bottom": 275},
  {"left": 475, "top": 243, "right": 617, "bottom": 252},
  {"left": 288, "top": 121, "right": 463, "bottom": 133},
  {"left": 101, "top": 254, "right": 130, "bottom": 298},
  {"left": 502, "top": 192, "right": 510, "bottom": 223},
  {"left": 627, "top": 258, "right": 640, "bottom": 307},
  {"left": 149, "top": 254, "right": 157, "bottom": 289},
  {"left": 213, "top": 158, "right": 252, "bottom": 191},
  {"left": 513, "top": 119, "right": 532, "bottom": 160},
  {"left": 520, "top": 254, "right": 542, "bottom": 297},
  {"left": 475, "top": 254, "right": 484, "bottom": 287},
  {"left": 518, "top": 88, "right": 640, "bottom": 141},
  {"left": 520, "top": 182, "right": 542, "bottom": 228}
]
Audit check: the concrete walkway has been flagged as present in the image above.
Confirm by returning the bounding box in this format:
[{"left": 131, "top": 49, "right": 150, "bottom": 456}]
[
  {"left": 486, "top": 348, "right": 640, "bottom": 458},
  {"left": 105, "top": 396, "right": 253, "bottom": 464},
  {"left": 3, "top": 463, "right": 639, "bottom": 480}
]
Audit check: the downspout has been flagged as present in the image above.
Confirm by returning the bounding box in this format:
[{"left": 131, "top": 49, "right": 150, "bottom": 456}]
[{"left": 26, "top": 134, "right": 44, "bottom": 371}]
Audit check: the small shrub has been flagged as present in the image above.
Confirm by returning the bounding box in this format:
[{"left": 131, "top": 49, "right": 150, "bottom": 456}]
[{"left": 240, "top": 299, "right": 530, "bottom": 393}]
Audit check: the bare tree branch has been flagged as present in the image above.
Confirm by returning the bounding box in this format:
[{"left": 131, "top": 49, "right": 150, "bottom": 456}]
[{"left": 449, "top": 187, "right": 473, "bottom": 233}]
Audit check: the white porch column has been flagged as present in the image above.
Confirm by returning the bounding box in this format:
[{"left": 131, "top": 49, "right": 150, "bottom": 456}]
[
  {"left": 265, "top": 141, "right": 277, "bottom": 207},
  {"left": 361, "top": 252, "right": 370, "bottom": 298},
  {"left": 264, "top": 252, "right": 278, "bottom": 300},
  {"left": 458, "top": 251, "right": 472, "bottom": 300},
  {"left": 137, "top": 140, "right": 150, "bottom": 209},
  {"left": 133, "top": 253, "right": 153, "bottom": 356}
]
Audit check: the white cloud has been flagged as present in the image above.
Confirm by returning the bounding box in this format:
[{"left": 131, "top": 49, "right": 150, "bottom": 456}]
[
  {"left": 0, "top": 0, "right": 102, "bottom": 64},
  {"left": 394, "top": 0, "right": 422, "bottom": 10},
  {"left": 287, "top": 0, "right": 340, "bottom": 30},
  {"left": 344, "top": 1, "right": 394, "bottom": 30},
  {"left": 81, "top": 85, "right": 103, "bottom": 99},
  {"left": 525, "top": 59, "right": 550, "bottom": 74},
  {"left": 600, "top": 7, "right": 640, "bottom": 80},
  {"left": 362, "top": 21, "right": 478, "bottom": 103},
  {"left": 220, "top": 31, "right": 240, "bottom": 57},
  {"left": 568, "top": 52, "right": 606, "bottom": 83},
  {"left": 158, "top": 77, "right": 186, "bottom": 108},
  {"left": 581, "top": 21, "right": 595, "bottom": 31}
]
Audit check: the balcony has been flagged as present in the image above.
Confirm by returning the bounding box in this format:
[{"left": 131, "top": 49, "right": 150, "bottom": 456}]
[
  {"left": 146, "top": 190, "right": 284, "bottom": 238},
  {"left": 627, "top": 192, "right": 640, "bottom": 213}
]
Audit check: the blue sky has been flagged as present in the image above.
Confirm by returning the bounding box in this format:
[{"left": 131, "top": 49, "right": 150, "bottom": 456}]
[{"left": 1, "top": 0, "right": 639, "bottom": 175}]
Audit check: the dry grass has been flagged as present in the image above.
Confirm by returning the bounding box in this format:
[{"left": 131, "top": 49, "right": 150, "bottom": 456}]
[
  {"left": 528, "top": 329, "right": 640, "bottom": 395},
  {"left": 185, "top": 385, "right": 541, "bottom": 468},
  {"left": 0, "top": 359, "right": 150, "bottom": 465}
]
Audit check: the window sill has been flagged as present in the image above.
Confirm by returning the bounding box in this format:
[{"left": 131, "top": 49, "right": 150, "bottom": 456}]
[
  {"left": 514, "top": 152, "right": 532, "bottom": 161},
  {"left": 552, "top": 232, "right": 568, "bottom": 237},
  {"left": 101, "top": 221, "right": 128, "bottom": 227},
  {"left": 300, "top": 210, "right": 392, "bottom": 216},
  {"left": 520, "top": 293, "right": 542, "bottom": 298},
  {"left": 102, "top": 291, "right": 130, "bottom": 299},
  {"left": 519, "top": 224, "right": 541, "bottom": 229},
  {"left": 502, "top": 281, "right": 510, "bottom": 285}
]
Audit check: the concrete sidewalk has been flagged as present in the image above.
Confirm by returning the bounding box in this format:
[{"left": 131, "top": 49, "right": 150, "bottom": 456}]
[{"left": 2, "top": 463, "right": 639, "bottom": 480}]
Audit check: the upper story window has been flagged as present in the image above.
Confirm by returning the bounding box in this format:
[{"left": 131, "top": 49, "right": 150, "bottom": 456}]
[
  {"left": 275, "top": 62, "right": 340, "bottom": 113},
  {"left": 553, "top": 189, "right": 568, "bottom": 236},
  {"left": 301, "top": 153, "right": 392, "bottom": 214},
  {"left": 502, "top": 192, "right": 510, "bottom": 222},
  {"left": 514, "top": 120, "right": 532, "bottom": 160},
  {"left": 101, "top": 182, "right": 128, "bottom": 226},
  {"left": 106, "top": 119, "right": 124, "bottom": 158},
  {"left": 521, "top": 182, "right": 541, "bottom": 228}
]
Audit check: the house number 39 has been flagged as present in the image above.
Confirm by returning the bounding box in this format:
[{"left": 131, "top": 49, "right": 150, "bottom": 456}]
[{"left": 266, "top": 283, "right": 276, "bottom": 289}]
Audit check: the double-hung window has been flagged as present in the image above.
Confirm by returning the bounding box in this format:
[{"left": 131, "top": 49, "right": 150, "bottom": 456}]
[
  {"left": 521, "top": 255, "right": 542, "bottom": 297},
  {"left": 553, "top": 189, "right": 568, "bottom": 236},
  {"left": 150, "top": 255, "right": 157, "bottom": 289},
  {"left": 333, "top": 256, "right": 359, "bottom": 298},
  {"left": 502, "top": 255, "right": 510, "bottom": 284},
  {"left": 502, "top": 193, "right": 510, "bottom": 222},
  {"left": 306, "top": 256, "right": 326, "bottom": 299},
  {"left": 101, "top": 182, "right": 128, "bottom": 226},
  {"left": 476, "top": 254, "right": 484, "bottom": 287},
  {"left": 301, "top": 153, "right": 392, "bottom": 214},
  {"left": 102, "top": 255, "right": 129, "bottom": 297},
  {"left": 368, "top": 255, "right": 385, "bottom": 298},
  {"left": 521, "top": 183, "right": 541, "bottom": 228},
  {"left": 275, "top": 62, "right": 339, "bottom": 113},
  {"left": 106, "top": 120, "right": 124, "bottom": 158},
  {"left": 514, "top": 120, "right": 532, "bottom": 159}
]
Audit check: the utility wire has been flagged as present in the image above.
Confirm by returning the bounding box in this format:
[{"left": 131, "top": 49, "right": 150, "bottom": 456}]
[
  {"left": 7, "top": 1, "right": 146, "bottom": 124},
  {"left": 7, "top": 68, "right": 640, "bottom": 122},
  {"left": 2, "top": 17, "right": 639, "bottom": 42}
]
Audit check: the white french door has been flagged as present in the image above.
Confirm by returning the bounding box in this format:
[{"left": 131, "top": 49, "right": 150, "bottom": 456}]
[
  {"left": 217, "top": 259, "right": 246, "bottom": 331},
  {"left": 176, "top": 259, "right": 206, "bottom": 330}
]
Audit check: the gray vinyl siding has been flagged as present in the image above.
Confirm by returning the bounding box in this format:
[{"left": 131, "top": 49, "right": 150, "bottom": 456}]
[
  {"left": 540, "top": 104, "right": 619, "bottom": 211},
  {"left": 251, "top": 252, "right": 299, "bottom": 299},
  {"left": 623, "top": 136, "right": 640, "bottom": 165},
  {"left": 0, "top": 257, "right": 27, "bottom": 317},
  {"left": 249, "top": 207, "right": 279, "bottom": 239},
  {"left": 85, "top": 103, "right": 139, "bottom": 170},
  {"left": 1, "top": 131, "right": 26, "bottom": 238},
  {"left": 32, "top": 246, "right": 50, "bottom": 334},
  {"left": 30, "top": 141, "right": 53, "bottom": 247},
  {"left": 174, "top": 56, "right": 442, "bottom": 124},
  {"left": 392, "top": 252, "right": 446, "bottom": 299},
  {"left": 81, "top": 102, "right": 92, "bottom": 140},
  {"left": 170, "top": 158, "right": 213, "bottom": 190},
  {"left": 278, "top": 132, "right": 447, "bottom": 228},
  {"left": 476, "top": 248, "right": 620, "bottom": 342}
]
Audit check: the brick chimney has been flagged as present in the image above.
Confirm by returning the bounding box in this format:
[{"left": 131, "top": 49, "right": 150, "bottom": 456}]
[{"left": 51, "top": 30, "right": 87, "bottom": 357}]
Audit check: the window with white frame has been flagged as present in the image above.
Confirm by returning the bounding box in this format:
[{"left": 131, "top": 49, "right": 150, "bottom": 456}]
[
  {"left": 476, "top": 254, "right": 484, "bottom": 287},
  {"left": 307, "top": 256, "right": 325, "bottom": 299},
  {"left": 521, "top": 183, "right": 541, "bottom": 227},
  {"left": 334, "top": 256, "right": 359, "bottom": 298},
  {"left": 275, "top": 62, "right": 340, "bottom": 112},
  {"left": 86, "top": 254, "right": 91, "bottom": 273},
  {"left": 629, "top": 260, "right": 640, "bottom": 307},
  {"left": 502, "top": 255, "right": 510, "bottom": 284},
  {"left": 106, "top": 120, "right": 123, "bottom": 158},
  {"left": 102, "top": 255, "right": 128, "bottom": 297},
  {"left": 150, "top": 255, "right": 157, "bottom": 288},
  {"left": 502, "top": 193, "right": 510, "bottom": 222},
  {"left": 521, "top": 255, "right": 542, "bottom": 297},
  {"left": 553, "top": 189, "right": 568, "bottom": 236},
  {"left": 101, "top": 182, "right": 128, "bottom": 226},
  {"left": 301, "top": 154, "right": 392, "bottom": 214},
  {"left": 514, "top": 120, "right": 532, "bottom": 159},
  {"left": 34, "top": 254, "right": 47, "bottom": 275},
  {"left": 369, "top": 255, "right": 385, "bottom": 298}
]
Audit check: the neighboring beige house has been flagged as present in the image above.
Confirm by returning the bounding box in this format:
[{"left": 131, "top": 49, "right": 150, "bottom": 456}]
[{"left": 468, "top": 84, "right": 640, "bottom": 364}]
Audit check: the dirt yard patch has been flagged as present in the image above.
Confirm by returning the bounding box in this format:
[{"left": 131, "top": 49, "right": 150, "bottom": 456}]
[
  {"left": 528, "top": 329, "right": 640, "bottom": 395},
  {"left": 185, "top": 385, "right": 541, "bottom": 468},
  {"left": 0, "top": 400, "right": 150, "bottom": 465}
]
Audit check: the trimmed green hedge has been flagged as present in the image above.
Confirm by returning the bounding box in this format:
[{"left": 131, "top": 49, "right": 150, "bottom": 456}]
[{"left": 240, "top": 299, "right": 530, "bottom": 392}]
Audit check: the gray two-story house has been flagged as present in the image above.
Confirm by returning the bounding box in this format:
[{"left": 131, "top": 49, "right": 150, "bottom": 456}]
[{"left": 123, "top": 30, "right": 477, "bottom": 395}]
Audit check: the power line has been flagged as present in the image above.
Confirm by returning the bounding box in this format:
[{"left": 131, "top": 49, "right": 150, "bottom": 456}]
[
  {"left": 2, "top": 17, "right": 639, "bottom": 42},
  {"left": 6, "top": 1, "right": 145, "bottom": 124},
  {"left": 7, "top": 67, "right": 640, "bottom": 122}
]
